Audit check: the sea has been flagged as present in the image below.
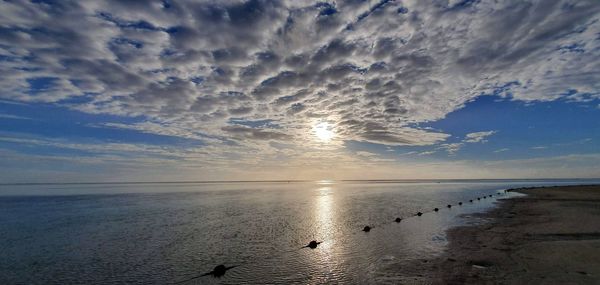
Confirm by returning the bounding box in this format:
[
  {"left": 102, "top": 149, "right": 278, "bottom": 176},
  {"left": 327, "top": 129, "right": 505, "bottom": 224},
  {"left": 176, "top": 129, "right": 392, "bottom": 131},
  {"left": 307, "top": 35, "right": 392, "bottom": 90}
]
[{"left": 1, "top": 179, "right": 598, "bottom": 284}]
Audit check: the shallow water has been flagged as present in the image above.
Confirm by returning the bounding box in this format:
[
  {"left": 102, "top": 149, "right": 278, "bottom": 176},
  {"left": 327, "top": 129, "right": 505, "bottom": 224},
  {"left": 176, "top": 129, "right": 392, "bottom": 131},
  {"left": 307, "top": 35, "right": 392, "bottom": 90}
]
[{"left": 0, "top": 180, "right": 597, "bottom": 284}]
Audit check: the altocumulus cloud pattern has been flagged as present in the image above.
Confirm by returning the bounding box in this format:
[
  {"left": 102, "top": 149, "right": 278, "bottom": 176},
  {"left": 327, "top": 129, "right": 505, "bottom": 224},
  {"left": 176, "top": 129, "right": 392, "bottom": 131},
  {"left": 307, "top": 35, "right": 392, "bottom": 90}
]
[{"left": 0, "top": 0, "right": 599, "bottom": 180}]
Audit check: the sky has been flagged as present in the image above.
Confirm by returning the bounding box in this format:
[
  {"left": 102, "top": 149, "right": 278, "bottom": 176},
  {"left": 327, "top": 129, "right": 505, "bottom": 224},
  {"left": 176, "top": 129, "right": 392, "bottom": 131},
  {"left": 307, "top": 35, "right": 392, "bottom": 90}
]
[{"left": 0, "top": 0, "right": 599, "bottom": 183}]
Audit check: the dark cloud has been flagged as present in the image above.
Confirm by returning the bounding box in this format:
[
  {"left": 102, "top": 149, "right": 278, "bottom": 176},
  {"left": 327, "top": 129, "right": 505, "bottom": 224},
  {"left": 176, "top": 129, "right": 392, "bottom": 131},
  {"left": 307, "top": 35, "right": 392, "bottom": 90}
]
[
  {"left": 274, "top": 89, "right": 311, "bottom": 106},
  {"left": 221, "top": 125, "right": 292, "bottom": 141}
]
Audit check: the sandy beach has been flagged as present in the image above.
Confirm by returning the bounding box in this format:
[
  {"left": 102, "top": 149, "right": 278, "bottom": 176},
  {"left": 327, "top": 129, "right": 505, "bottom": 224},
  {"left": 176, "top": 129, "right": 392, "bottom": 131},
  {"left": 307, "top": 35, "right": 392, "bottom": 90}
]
[{"left": 435, "top": 185, "right": 600, "bottom": 284}]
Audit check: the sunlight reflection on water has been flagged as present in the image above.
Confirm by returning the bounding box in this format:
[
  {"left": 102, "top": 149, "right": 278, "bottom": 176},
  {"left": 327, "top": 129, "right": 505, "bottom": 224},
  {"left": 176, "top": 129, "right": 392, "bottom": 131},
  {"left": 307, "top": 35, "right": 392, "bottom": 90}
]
[{"left": 313, "top": 186, "right": 339, "bottom": 282}]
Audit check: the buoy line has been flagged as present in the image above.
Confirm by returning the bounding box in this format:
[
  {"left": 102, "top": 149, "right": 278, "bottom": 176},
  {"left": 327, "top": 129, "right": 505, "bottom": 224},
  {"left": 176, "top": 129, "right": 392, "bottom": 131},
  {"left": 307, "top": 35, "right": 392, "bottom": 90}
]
[{"left": 173, "top": 190, "right": 509, "bottom": 283}]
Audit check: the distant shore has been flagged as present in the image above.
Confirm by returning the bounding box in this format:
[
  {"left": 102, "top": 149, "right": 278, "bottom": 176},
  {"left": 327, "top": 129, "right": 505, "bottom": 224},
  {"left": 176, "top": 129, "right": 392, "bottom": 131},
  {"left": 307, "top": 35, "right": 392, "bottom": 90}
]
[{"left": 435, "top": 185, "right": 600, "bottom": 284}]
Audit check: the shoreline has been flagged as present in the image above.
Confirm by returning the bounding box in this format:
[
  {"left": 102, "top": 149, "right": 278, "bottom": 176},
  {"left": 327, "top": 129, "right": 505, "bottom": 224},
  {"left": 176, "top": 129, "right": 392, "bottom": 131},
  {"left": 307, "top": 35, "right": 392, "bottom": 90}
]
[{"left": 434, "top": 185, "right": 600, "bottom": 284}]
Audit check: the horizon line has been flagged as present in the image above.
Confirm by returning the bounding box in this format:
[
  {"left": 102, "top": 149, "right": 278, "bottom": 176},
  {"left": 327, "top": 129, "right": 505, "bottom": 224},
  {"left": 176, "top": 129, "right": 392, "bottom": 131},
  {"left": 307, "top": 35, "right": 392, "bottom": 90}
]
[{"left": 1, "top": 178, "right": 599, "bottom": 186}]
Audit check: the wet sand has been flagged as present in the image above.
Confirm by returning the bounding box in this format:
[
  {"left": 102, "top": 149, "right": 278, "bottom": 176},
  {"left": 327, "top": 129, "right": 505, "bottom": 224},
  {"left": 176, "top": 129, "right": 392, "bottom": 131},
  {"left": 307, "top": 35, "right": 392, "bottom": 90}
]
[{"left": 435, "top": 185, "right": 600, "bottom": 284}]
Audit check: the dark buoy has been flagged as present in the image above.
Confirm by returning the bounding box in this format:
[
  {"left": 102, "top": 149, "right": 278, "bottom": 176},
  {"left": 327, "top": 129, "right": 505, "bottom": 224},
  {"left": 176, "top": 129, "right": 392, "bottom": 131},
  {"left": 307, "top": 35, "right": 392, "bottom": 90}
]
[
  {"left": 458, "top": 202, "right": 463, "bottom": 206},
  {"left": 469, "top": 199, "right": 473, "bottom": 202},
  {"left": 434, "top": 208, "right": 439, "bottom": 212},
  {"left": 417, "top": 212, "right": 423, "bottom": 216},
  {"left": 395, "top": 217, "right": 402, "bottom": 223},
  {"left": 202, "top": 264, "right": 237, "bottom": 278},
  {"left": 174, "top": 264, "right": 238, "bottom": 283},
  {"left": 304, "top": 240, "right": 322, "bottom": 249},
  {"left": 477, "top": 197, "right": 481, "bottom": 200},
  {"left": 447, "top": 204, "right": 452, "bottom": 208},
  {"left": 483, "top": 196, "right": 486, "bottom": 199},
  {"left": 489, "top": 194, "right": 493, "bottom": 197},
  {"left": 363, "top": 226, "right": 371, "bottom": 232}
]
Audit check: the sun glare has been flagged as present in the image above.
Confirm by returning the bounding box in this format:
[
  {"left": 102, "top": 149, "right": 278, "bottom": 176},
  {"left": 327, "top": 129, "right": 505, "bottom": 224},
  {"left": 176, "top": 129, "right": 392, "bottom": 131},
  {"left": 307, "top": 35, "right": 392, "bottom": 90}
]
[{"left": 313, "top": 122, "right": 335, "bottom": 142}]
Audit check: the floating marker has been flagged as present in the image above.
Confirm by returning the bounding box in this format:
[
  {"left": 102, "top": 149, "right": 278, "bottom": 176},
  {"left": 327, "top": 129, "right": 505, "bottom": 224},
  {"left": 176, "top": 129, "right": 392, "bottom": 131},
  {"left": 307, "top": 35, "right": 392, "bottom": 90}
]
[
  {"left": 304, "top": 240, "right": 322, "bottom": 249},
  {"left": 417, "top": 212, "right": 423, "bottom": 216},
  {"left": 434, "top": 208, "right": 439, "bottom": 212},
  {"left": 363, "top": 226, "right": 371, "bottom": 232},
  {"left": 209, "top": 265, "right": 236, "bottom": 278},
  {"left": 177, "top": 264, "right": 237, "bottom": 281},
  {"left": 447, "top": 204, "right": 452, "bottom": 208},
  {"left": 458, "top": 202, "right": 463, "bottom": 206},
  {"left": 395, "top": 217, "right": 402, "bottom": 223}
]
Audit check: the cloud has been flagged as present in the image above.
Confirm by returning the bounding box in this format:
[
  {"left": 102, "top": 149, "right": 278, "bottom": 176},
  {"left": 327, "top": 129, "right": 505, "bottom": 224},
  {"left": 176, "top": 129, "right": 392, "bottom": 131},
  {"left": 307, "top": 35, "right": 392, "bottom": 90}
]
[
  {"left": 0, "top": 0, "right": 599, "bottom": 170},
  {"left": 438, "top": 142, "right": 464, "bottom": 155},
  {"left": 464, "top": 131, "right": 497, "bottom": 143},
  {"left": 438, "top": 130, "right": 497, "bottom": 154},
  {"left": 355, "top": 151, "right": 377, "bottom": 157},
  {"left": 221, "top": 125, "right": 292, "bottom": 141},
  {"left": 354, "top": 150, "right": 395, "bottom": 162},
  {"left": 494, "top": 148, "right": 510, "bottom": 153},
  {"left": 1, "top": 132, "right": 599, "bottom": 183},
  {"left": 0, "top": 113, "right": 31, "bottom": 120}
]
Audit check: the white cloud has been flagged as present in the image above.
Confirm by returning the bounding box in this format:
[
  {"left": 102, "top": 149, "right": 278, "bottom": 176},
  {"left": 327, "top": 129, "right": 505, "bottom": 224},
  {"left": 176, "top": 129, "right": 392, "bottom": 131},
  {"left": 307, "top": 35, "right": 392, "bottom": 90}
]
[
  {"left": 437, "top": 142, "right": 463, "bottom": 155},
  {"left": 0, "top": 113, "right": 31, "bottom": 120},
  {"left": 355, "top": 151, "right": 377, "bottom": 157},
  {"left": 438, "top": 131, "right": 497, "bottom": 154},
  {"left": 464, "top": 131, "right": 497, "bottom": 143}
]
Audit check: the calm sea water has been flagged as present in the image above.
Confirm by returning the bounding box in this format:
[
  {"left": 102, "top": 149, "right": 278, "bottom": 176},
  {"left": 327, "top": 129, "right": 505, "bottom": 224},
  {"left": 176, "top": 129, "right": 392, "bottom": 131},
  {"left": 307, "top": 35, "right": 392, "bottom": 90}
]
[{"left": 0, "top": 179, "right": 597, "bottom": 284}]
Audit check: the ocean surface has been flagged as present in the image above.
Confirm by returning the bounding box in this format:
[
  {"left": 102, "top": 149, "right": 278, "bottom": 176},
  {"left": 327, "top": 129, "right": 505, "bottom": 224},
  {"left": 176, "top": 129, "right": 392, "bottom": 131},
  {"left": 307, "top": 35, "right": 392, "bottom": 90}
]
[{"left": 1, "top": 179, "right": 598, "bottom": 284}]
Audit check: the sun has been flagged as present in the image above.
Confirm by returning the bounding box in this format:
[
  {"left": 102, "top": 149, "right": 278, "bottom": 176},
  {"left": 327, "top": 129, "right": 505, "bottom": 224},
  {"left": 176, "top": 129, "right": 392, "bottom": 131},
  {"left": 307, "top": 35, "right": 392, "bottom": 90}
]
[{"left": 313, "top": 122, "right": 335, "bottom": 142}]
